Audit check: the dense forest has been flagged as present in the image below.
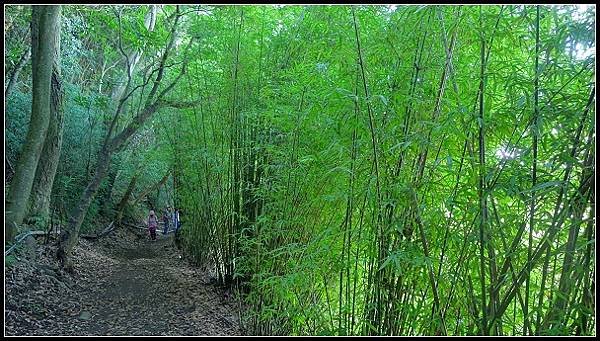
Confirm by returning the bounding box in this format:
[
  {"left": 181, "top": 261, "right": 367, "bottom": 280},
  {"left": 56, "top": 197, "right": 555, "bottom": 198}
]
[{"left": 4, "top": 4, "right": 596, "bottom": 336}]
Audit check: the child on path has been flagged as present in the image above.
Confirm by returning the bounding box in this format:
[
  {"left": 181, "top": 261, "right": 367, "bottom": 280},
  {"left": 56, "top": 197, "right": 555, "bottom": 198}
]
[{"left": 147, "top": 209, "right": 158, "bottom": 241}]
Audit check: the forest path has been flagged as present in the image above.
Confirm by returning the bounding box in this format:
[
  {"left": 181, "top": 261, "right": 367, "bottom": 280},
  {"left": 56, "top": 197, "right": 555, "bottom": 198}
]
[{"left": 5, "top": 226, "right": 242, "bottom": 336}]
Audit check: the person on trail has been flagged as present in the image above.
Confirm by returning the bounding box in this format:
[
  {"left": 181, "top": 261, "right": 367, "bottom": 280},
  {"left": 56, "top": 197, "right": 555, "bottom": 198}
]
[
  {"left": 147, "top": 210, "right": 158, "bottom": 241},
  {"left": 174, "top": 209, "right": 183, "bottom": 250},
  {"left": 173, "top": 208, "right": 181, "bottom": 233},
  {"left": 163, "top": 207, "right": 171, "bottom": 235}
]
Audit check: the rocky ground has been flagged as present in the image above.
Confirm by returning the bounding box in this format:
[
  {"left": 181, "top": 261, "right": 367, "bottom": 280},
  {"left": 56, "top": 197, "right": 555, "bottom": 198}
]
[{"left": 4, "top": 226, "right": 243, "bottom": 336}]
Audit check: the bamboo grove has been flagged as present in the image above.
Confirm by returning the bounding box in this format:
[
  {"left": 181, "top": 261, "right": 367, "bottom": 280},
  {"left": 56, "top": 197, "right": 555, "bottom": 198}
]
[{"left": 4, "top": 4, "right": 596, "bottom": 336}]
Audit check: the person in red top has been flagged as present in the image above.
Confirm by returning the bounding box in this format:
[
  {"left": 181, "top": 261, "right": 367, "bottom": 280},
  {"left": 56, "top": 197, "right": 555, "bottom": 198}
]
[{"left": 147, "top": 209, "right": 158, "bottom": 241}]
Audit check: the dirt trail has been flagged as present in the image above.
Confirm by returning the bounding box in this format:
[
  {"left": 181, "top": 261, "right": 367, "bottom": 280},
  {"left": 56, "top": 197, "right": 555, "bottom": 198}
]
[{"left": 5, "top": 227, "right": 242, "bottom": 336}]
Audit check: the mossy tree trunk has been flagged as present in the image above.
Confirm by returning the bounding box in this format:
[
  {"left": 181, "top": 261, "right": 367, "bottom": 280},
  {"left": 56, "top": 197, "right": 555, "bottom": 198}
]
[
  {"left": 6, "top": 5, "right": 61, "bottom": 242},
  {"left": 27, "top": 27, "right": 64, "bottom": 229}
]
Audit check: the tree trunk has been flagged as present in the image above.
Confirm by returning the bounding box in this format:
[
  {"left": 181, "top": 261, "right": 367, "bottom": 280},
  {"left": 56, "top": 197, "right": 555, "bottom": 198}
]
[
  {"left": 5, "top": 46, "right": 31, "bottom": 99},
  {"left": 58, "top": 148, "right": 111, "bottom": 267},
  {"left": 110, "top": 5, "right": 157, "bottom": 106},
  {"left": 527, "top": 7, "right": 540, "bottom": 334},
  {"left": 476, "top": 8, "right": 489, "bottom": 334},
  {"left": 27, "top": 29, "right": 63, "bottom": 229},
  {"left": 114, "top": 171, "right": 139, "bottom": 224},
  {"left": 6, "top": 6, "right": 61, "bottom": 242},
  {"left": 5, "top": 155, "right": 16, "bottom": 183},
  {"left": 100, "top": 167, "right": 119, "bottom": 216},
  {"left": 543, "top": 137, "right": 594, "bottom": 331}
]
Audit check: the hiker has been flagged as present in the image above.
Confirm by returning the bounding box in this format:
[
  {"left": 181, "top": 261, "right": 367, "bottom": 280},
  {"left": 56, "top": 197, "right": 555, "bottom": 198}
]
[
  {"left": 162, "top": 207, "right": 171, "bottom": 235},
  {"left": 174, "top": 208, "right": 183, "bottom": 249},
  {"left": 173, "top": 208, "right": 181, "bottom": 233},
  {"left": 147, "top": 209, "right": 158, "bottom": 241}
]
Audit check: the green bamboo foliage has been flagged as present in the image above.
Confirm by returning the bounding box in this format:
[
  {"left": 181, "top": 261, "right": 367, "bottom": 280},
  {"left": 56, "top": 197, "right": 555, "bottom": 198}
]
[
  {"left": 168, "top": 5, "right": 594, "bottom": 335},
  {"left": 5, "top": 4, "right": 592, "bottom": 337}
]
